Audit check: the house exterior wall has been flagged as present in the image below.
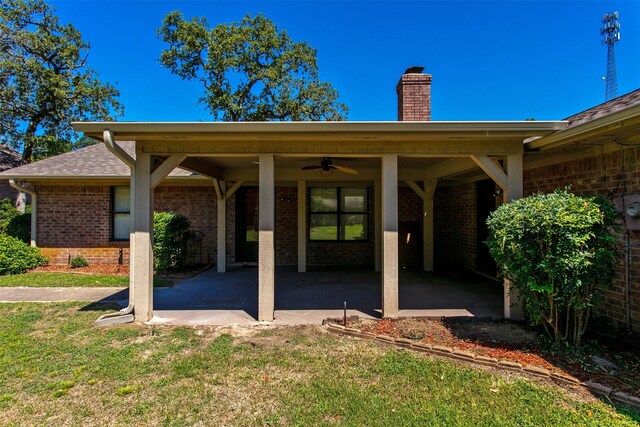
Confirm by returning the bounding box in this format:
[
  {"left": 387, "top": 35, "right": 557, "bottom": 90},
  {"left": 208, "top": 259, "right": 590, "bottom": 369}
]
[
  {"left": 36, "top": 184, "right": 217, "bottom": 266},
  {"left": 434, "top": 183, "right": 478, "bottom": 272},
  {"left": 524, "top": 146, "right": 640, "bottom": 331}
]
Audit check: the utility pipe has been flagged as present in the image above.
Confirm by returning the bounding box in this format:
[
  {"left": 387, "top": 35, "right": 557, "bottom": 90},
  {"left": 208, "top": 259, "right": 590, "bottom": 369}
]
[
  {"left": 8, "top": 180, "right": 36, "bottom": 247},
  {"left": 625, "top": 231, "right": 632, "bottom": 331},
  {"left": 95, "top": 130, "right": 136, "bottom": 326}
]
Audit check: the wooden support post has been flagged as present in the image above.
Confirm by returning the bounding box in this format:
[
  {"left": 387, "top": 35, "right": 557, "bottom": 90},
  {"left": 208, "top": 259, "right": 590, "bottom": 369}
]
[
  {"left": 258, "top": 154, "right": 275, "bottom": 321},
  {"left": 374, "top": 180, "right": 382, "bottom": 272},
  {"left": 503, "top": 154, "right": 524, "bottom": 320},
  {"left": 297, "top": 180, "right": 306, "bottom": 273},
  {"left": 216, "top": 180, "right": 226, "bottom": 273},
  {"left": 381, "top": 155, "right": 399, "bottom": 318},
  {"left": 133, "top": 152, "right": 154, "bottom": 322}
]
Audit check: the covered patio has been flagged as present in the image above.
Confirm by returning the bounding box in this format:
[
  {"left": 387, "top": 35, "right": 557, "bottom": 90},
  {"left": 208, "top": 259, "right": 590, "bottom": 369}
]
[
  {"left": 149, "top": 266, "right": 503, "bottom": 325},
  {"left": 73, "top": 120, "right": 566, "bottom": 325}
]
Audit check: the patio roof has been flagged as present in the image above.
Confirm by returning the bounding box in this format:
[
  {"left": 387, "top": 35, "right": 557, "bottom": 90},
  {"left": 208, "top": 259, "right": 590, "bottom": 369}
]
[{"left": 73, "top": 120, "right": 567, "bottom": 144}]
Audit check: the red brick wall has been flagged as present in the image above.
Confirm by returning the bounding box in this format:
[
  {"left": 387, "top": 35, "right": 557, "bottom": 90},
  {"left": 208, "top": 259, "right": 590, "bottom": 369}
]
[
  {"left": 524, "top": 146, "right": 640, "bottom": 331},
  {"left": 154, "top": 186, "right": 217, "bottom": 265},
  {"left": 434, "top": 183, "right": 477, "bottom": 272},
  {"left": 36, "top": 185, "right": 217, "bottom": 266},
  {"left": 399, "top": 186, "right": 423, "bottom": 268},
  {"left": 275, "top": 187, "right": 297, "bottom": 265},
  {"left": 397, "top": 72, "right": 432, "bottom": 121}
]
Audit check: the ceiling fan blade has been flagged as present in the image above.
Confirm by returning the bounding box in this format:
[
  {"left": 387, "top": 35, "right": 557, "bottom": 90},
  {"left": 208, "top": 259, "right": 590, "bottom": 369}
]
[
  {"left": 332, "top": 165, "right": 359, "bottom": 175},
  {"left": 302, "top": 165, "right": 322, "bottom": 171}
]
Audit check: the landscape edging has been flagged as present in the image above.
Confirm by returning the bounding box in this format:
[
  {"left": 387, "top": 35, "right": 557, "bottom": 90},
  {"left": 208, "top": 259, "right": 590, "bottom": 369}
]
[{"left": 324, "top": 321, "right": 640, "bottom": 412}]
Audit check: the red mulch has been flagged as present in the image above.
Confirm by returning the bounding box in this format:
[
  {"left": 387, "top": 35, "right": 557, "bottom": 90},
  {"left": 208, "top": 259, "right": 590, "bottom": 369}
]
[
  {"left": 32, "top": 264, "right": 129, "bottom": 275},
  {"left": 351, "top": 317, "right": 640, "bottom": 394}
]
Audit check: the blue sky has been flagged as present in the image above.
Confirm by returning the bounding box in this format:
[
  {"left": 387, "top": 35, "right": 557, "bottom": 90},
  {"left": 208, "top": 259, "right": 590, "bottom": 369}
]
[{"left": 51, "top": 0, "right": 640, "bottom": 122}]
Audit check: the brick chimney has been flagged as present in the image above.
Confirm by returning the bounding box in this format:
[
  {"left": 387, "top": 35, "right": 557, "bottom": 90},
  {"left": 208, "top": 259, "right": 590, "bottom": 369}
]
[{"left": 396, "top": 66, "right": 432, "bottom": 121}]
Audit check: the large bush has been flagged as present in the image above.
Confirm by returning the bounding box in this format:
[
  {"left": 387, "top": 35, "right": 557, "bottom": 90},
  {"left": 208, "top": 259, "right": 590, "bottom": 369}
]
[
  {"left": 486, "top": 190, "right": 618, "bottom": 346},
  {"left": 0, "top": 235, "right": 47, "bottom": 275},
  {"left": 153, "top": 211, "right": 194, "bottom": 271}
]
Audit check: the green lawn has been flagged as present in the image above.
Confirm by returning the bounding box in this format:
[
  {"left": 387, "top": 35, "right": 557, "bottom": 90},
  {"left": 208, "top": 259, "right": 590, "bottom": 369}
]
[
  {"left": 0, "top": 303, "right": 637, "bottom": 426},
  {"left": 310, "top": 224, "right": 365, "bottom": 240},
  {"left": 0, "top": 273, "right": 171, "bottom": 288}
]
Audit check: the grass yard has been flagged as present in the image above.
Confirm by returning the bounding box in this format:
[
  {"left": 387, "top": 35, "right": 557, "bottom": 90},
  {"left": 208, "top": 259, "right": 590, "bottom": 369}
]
[
  {"left": 0, "top": 303, "right": 638, "bottom": 426},
  {"left": 0, "top": 272, "right": 171, "bottom": 288}
]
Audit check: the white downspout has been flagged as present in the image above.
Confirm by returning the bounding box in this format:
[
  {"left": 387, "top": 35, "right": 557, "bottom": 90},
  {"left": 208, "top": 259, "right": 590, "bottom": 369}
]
[
  {"left": 8, "top": 180, "right": 37, "bottom": 247},
  {"left": 95, "top": 130, "right": 136, "bottom": 326}
]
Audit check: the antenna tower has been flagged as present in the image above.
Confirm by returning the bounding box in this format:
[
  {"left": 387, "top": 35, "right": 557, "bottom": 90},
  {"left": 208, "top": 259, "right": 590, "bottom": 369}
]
[{"left": 601, "top": 11, "right": 621, "bottom": 101}]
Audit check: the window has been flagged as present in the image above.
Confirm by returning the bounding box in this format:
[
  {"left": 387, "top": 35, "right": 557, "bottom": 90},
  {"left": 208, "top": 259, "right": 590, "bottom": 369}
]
[
  {"left": 309, "top": 188, "right": 368, "bottom": 241},
  {"left": 112, "top": 187, "right": 130, "bottom": 240}
]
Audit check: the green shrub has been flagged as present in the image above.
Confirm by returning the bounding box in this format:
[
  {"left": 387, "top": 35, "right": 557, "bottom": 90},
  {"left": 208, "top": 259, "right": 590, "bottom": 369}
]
[
  {"left": 69, "top": 255, "right": 89, "bottom": 268},
  {"left": 0, "top": 235, "right": 47, "bottom": 275},
  {"left": 0, "top": 198, "right": 18, "bottom": 234},
  {"left": 485, "top": 190, "right": 618, "bottom": 346},
  {"left": 153, "top": 212, "right": 194, "bottom": 271},
  {"left": 6, "top": 207, "right": 31, "bottom": 243},
  {"left": 0, "top": 198, "right": 31, "bottom": 243}
]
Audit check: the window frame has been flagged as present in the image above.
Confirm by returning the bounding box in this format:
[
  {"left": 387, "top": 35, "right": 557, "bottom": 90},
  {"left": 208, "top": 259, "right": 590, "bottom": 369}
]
[
  {"left": 308, "top": 187, "right": 369, "bottom": 242},
  {"left": 111, "top": 186, "right": 131, "bottom": 242}
]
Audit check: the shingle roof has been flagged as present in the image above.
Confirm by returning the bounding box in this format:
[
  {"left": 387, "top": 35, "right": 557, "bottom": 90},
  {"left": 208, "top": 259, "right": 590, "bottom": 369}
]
[
  {"left": 0, "top": 144, "right": 21, "bottom": 172},
  {"left": 564, "top": 88, "right": 640, "bottom": 128},
  {"left": 0, "top": 141, "right": 192, "bottom": 179}
]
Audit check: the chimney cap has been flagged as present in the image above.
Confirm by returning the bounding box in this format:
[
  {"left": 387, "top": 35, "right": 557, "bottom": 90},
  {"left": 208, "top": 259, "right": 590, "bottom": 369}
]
[{"left": 404, "top": 66, "right": 425, "bottom": 74}]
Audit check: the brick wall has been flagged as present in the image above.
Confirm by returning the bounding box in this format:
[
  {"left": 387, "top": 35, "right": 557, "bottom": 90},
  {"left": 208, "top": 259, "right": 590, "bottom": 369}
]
[
  {"left": 524, "top": 146, "right": 640, "bottom": 331},
  {"left": 275, "top": 187, "right": 297, "bottom": 265},
  {"left": 399, "top": 186, "right": 423, "bottom": 268},
  {"left": 36, "top": 184, "right": 217, "bottom": 266},
  {"left": 154, "top": 186, "right": 217, "bottom": 265},
  {"left": 434, "top": 183, "right": 478, "bottom": 272}
]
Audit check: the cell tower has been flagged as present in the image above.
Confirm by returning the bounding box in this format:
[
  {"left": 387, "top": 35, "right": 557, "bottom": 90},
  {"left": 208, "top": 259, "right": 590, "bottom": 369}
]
[{"left": 601, "top": 11, "right": 621, "bottom": 101}]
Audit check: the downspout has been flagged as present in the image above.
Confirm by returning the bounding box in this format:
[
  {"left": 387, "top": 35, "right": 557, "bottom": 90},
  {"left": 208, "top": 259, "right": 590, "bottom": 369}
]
[
  {"left": 8, "top": 180, "right": 37, "bottom": 247},
  {"left": 625, "top": 230, "right": 632, "bottom": 331},
  {"left": 95, "top": 130, "right": 136, "bottom": 326}
]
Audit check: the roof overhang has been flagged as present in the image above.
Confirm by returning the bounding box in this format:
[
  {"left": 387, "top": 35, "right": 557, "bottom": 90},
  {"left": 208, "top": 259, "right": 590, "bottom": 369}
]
[
  {"left": 73, "top": 121, "right": 568, "bottom": 145},
  {"left": 526, "top": 103, "right": 640, "bottom": 151}
]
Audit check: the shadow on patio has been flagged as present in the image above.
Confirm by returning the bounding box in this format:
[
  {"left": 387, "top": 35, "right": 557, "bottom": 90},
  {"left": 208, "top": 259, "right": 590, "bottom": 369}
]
[{"left": 147, "top": 266, "right": 503, "bottom": 325}]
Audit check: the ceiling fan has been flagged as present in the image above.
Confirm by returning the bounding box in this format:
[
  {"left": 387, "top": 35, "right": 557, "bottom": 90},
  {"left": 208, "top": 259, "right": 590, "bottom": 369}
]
[{"left": 301, "top": 157, "right": 359, "bottom": 175}]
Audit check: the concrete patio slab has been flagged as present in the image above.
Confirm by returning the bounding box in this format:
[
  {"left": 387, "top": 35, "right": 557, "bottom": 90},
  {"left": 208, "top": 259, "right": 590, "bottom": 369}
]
[{"left": 149, "top": 266, "right": 503, "bottom": 326}]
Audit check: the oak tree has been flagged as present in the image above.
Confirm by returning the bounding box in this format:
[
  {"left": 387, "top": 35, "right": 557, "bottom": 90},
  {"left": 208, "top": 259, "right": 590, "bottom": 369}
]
[
  {"left": 158, "top": 12, "right": 347, "bottom": 121},
  {"left": 0, "top": 0, "right": 123, "bottom": 164}
]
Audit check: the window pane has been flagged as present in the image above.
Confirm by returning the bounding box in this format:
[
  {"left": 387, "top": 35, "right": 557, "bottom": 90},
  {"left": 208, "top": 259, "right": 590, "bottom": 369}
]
[
  {"left": 309, "top": 214, "right": 338, "bottom": 240},
  {"left": 341, "top": 188, "right": 367, "bottom": 212},
  {"left": 310, "top": 188, "right": 337, "bottom": 212},
  {"left": 114, "top": 187, "right": 130, "bottom": 213},
  {"left": 340, "top": 214, "right": 367, "bottom": 240},
  {"left": 113, "top": 213, "right": 130, "bottom": 240}
]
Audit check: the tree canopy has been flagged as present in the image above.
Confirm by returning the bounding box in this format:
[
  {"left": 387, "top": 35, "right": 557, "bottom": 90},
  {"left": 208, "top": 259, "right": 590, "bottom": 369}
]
[
  {"left": 158, "top": 12, "right": 347, "bottom": 121},
  {"left": 0, "top": 0, "right": 123, "bottom": 164}
]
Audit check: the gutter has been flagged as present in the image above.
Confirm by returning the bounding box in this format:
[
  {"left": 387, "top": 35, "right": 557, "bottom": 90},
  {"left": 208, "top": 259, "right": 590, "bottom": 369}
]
[
  {"left": 8, "top": 180, "right": 37, "bottom": 247},
  {"left": 95, "top": 130, "right": 135, "bottom": 326}
]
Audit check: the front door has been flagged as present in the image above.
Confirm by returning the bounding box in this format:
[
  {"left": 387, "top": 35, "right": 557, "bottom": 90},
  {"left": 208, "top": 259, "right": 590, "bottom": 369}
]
[{"left": 236, "top": 186, "right": 259, "bottom": 262}]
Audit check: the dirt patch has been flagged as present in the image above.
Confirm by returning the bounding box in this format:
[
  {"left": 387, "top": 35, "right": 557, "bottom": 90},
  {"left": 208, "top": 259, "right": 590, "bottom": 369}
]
[
  {"left": 348, "top": 317, "right": 640, "bottom": 395},
  {"left": 33, "top": 264, "right": 129, "bottom": 275}
]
